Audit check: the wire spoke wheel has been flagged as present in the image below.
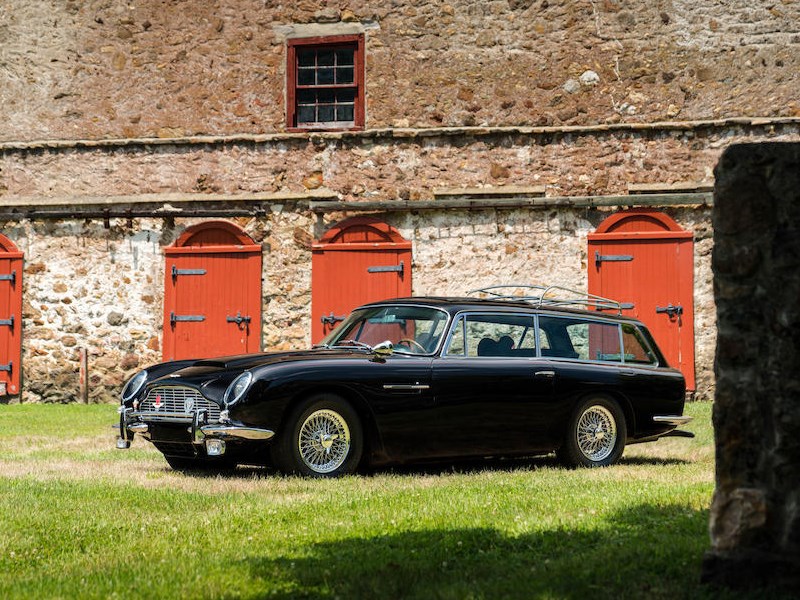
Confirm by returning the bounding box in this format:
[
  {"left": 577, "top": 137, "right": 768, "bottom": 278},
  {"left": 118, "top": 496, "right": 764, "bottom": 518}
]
[
  {"left": 297, "top": 409, "right": 351, "bottom": 474},
  {"left": 576, "top": 404, "right": 617, "bottom": 462}
]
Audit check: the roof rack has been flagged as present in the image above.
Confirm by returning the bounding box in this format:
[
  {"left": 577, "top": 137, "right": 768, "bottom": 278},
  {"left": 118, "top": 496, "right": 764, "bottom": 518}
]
[{"left": 467, "top": 284, "right": 627, "bottom": 314}]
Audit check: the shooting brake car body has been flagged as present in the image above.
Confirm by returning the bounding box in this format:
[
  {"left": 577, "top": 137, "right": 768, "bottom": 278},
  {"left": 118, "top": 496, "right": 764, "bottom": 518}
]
[{"left": 116, "top": 287, "right": 692, "bottom": 476}]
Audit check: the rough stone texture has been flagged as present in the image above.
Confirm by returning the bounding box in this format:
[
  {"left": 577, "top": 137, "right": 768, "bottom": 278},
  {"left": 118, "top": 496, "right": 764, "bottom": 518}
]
[
  {"left": 1, "top": 2, "right": 799, "bottom": 403},
  {"left": 0, "top": 1, "right": 799, "bottom": 141},
  {"left": 8, "top": 212, "right": 315, "bottom": 403},
  {"left": 3, "top": 202, "right": 713, "bottom": 404},
  {"left": 703, "top": 143, "right": 800, "bottom": 591},
  {"left": 3, "top": 124, "right": 799, "bottom": 201}
]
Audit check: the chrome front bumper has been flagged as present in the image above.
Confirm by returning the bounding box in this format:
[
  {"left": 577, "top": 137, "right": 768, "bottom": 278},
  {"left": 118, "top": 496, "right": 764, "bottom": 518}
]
[{"left": 115, "top": 406, "right": 274, "bottom": 451}]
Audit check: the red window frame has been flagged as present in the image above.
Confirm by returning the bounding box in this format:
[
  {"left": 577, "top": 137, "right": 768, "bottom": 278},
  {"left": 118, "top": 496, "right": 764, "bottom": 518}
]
[{"left": 286, "top": 34, "right": 365, "bottom": 131}]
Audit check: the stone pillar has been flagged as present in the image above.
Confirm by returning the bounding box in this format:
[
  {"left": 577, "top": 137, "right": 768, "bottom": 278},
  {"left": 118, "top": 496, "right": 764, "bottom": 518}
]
[{"left": 703, "top": 143, "right": 800, "bottom": 590}]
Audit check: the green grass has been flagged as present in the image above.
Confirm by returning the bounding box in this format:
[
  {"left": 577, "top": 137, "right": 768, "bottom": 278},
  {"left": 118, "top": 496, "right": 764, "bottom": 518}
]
[{"left": 0, "top": 402, "right": 775, "bottom": 599}]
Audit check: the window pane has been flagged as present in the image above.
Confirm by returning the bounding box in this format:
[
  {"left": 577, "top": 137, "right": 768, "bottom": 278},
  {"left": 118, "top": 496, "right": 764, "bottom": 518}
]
[
  {"left": 297, "top": 49, "right": 316, "bottom": 67},
  {"left": 336, "top": 67, "right": 354, "bottom": 84},
  {"left": 297, "top": 89, "right": 316, "bottom": 104},
  {"left": 621, "top": 324, "right": 656, "bottom": 364},
  {"left": 445, "top": 318, "right": 465, "bottom": 356},
  {"left": 538, "top": 316, "right": 620, "bottom": 361},
  {"left": 337, "top": 104, "right": 354, "bottom": 121},
  {"left": 318, "top": 89, "right": 335, "bottom": 103},
  {"left": 297, "top": 105, "right": 316, "bottom": 123},
  {"left": 317, "top": 50, "right": 334, "bottom": 66},
  {"left": 318, "top": 104, "right": 334, "bottom": 122},
  {"left": 336, "top": 49, "right": 355, "bottom": 65},
  {"left": 317, "top": 68, "right": 335, "bottom": 84},
  {"left": 337, "top": 88, "right": 355, "bottom": 103},
  {"left": 465, "top": 314, "right": 535, "bottom": 357},
  {"left": 297, "top": 68, "right": 315, "bottom": 86}
]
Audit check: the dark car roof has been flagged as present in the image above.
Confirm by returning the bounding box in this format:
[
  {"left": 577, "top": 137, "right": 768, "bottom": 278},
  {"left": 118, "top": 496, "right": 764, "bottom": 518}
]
[{"left": 359, "top": 296, "right": 640, "bottom": 323}]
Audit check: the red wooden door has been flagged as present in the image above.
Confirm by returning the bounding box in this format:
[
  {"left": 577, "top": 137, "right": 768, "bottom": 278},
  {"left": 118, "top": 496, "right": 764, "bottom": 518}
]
[
  {"left": 163, "top": 221, "right": 262, "bottom": 361},
  {"left": 588, "top": 209, "right": 695, "bottom": 389},
  {"left": 312, "top": 217, "right": 412, "bottom": 343},
  {"left": 0, "top": 234, "right": 22, "bottom": 396}
]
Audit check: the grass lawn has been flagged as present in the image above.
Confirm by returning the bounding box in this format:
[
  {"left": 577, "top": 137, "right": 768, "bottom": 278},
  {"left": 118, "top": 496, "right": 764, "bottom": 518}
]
[{"left": 0, "top": 401, "right": 775, "bottom": 599}]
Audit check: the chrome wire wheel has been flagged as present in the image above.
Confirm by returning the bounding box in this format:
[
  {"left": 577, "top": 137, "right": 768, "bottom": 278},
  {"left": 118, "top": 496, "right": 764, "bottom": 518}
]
[
  {"left": 297, "top": 409, "right": 351, "bottom": 474},
  {"left": 576, "top": 405, "right": 617, "bottom": 462}
]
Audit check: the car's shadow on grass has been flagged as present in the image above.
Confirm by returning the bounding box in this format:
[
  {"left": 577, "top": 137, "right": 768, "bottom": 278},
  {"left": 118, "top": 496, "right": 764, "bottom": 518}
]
[{"left": 240, "top": 504, "right": 721, "bottom": 599}]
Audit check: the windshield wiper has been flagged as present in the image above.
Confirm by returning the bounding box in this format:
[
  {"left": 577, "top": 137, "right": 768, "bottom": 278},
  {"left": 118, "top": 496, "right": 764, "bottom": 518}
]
[{"left": 331, "top": 339, "right": 374, "bottom": 351}]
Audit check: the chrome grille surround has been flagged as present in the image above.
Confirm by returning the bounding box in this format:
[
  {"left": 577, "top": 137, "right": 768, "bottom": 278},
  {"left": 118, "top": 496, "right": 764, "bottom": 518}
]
[{"left": 138, "top": 386, "right": 221, "bottom": 422}]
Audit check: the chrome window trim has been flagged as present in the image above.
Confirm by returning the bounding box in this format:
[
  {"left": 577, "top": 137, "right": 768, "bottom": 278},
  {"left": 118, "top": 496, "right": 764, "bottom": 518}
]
[
  {"left": 440, "top": 310, "right": 666, "bottom": 369},
  {"left": 440, "top": 310, "right": 540, "bottom": 361}
]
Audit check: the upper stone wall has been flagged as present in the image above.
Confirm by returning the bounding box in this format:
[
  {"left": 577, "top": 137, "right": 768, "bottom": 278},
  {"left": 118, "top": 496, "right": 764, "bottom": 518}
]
[{"left": 1, "top": 0, "right": 797, "bottom": 142}]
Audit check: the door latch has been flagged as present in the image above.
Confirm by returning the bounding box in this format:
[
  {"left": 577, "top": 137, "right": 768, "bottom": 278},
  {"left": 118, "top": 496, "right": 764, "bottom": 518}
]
[
  {"left": 321, "top": 312, "right": 346, "bottom": 326},
  {"left": 656, "top": 304, "right": 683, "bottom": 318},
  {"left": 226, "top": 312, "right": 252, "bottom": 326}
]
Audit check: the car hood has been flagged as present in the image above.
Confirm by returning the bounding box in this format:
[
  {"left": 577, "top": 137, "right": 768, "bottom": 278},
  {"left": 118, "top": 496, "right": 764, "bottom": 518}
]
[{"left": 143, "top": 348, "right": 381, "bottom": 403}]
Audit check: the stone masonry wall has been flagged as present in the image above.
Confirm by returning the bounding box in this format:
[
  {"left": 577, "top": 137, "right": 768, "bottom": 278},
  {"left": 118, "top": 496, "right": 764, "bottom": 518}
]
[
  {"left": 8, "top": 212, "right": 315, "bottom": 403},
  {"left": 703, "top": 143, "right": 800, "bottom": 591},
  {"left": 1, "top": 1, "right": 798, "bottom": 142},
  {"left": 4, "top": 201, "right": 713, "bottom": 404}
]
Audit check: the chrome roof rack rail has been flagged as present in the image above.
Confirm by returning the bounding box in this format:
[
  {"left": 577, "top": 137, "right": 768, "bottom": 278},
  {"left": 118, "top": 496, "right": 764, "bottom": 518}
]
[{"left": 467, "top": 284, "right": 625, "bottom": 315}]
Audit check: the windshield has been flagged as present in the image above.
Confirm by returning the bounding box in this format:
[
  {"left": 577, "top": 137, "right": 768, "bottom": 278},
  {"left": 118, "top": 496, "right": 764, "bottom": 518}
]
[{"left": 320, "top": 305, "right": 450, "bottom": 355}]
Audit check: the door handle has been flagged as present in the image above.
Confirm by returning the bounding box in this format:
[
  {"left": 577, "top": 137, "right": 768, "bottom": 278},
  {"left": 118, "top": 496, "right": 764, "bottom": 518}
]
[
  {"left": 534, "top": 370, "right": 555, "bottom": 379},
  {"left": 620, "top": 370, "right": 636, "bottom": 377},
  {"left": 656, "top": 304, "right": 683, "bottom": 318}
]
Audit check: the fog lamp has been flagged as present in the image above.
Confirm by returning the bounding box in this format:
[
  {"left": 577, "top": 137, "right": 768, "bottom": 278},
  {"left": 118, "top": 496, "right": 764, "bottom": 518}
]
[{"left": 205, "top": 438, "right": 226, "bottom": 456}]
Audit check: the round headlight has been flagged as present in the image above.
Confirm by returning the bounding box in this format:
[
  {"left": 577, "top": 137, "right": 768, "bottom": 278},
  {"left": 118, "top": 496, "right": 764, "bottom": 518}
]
[
  {"left": 224, "top": 372, "right": 253, "bottom": 407},
  {"left": 121, "top": 370, "right": 148, "bottom": 403}
]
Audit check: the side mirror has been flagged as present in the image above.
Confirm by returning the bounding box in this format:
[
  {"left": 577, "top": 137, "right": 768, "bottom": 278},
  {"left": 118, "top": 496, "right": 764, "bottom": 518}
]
[{"left": 372, "top": 340, "right": 394, "bottom": 358}]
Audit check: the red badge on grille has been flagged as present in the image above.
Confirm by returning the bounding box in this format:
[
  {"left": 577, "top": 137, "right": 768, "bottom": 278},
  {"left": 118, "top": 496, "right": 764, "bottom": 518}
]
[{"left": 154, "top": 394, "right": 162, "bottom": 410}]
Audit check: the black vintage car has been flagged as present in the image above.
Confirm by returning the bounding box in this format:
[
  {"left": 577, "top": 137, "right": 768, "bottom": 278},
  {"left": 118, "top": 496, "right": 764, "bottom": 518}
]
[{"left": 116, "top": 286, "right": 692, "bottom": 476}]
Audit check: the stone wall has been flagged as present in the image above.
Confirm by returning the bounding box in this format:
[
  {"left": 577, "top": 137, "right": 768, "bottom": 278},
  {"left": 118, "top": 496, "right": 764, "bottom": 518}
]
[
  {"left": 1, "top": 1, "right": 799, "bottom": 404},
  {"left": 703, "top": 142, "right": 800, "bottom": 590},
  {"left": 3, "top": 200, "right": 713, "bottom": 404},
  {"left": 1, "top": 1, "right": 798, "bottom": 141},
  {"left": 9, "top": 212, "right": 316, "bottom": 403}
]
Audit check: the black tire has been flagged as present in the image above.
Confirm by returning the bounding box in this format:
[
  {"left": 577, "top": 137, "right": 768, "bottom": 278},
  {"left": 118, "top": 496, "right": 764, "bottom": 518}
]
[
  {"left": 271, "top": 393, "right": 363, "bottom": 477},
  {"left": 164, "top": 455, "right": 237, "bottom": 472},
  {"left": 558, "top": 396, "right": 626, "bottom": 468}
]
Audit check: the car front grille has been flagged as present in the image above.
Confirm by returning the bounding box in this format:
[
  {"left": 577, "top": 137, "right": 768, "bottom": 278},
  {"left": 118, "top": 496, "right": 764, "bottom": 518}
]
[{"left": 139, "top": 386, "right": 221, "bottom": 422}]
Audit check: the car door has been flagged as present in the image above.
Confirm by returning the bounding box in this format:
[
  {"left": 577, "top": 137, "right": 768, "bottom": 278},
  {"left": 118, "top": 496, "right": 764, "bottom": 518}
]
[
  {"left": 430, "top": 313, "right": 559, "bottom": 457},
  {"left": 360, "top": 354, "right": 439, "bottom": 460}
]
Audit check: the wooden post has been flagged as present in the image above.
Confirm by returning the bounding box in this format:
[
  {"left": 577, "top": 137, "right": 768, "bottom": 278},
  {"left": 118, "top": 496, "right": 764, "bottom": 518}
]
[{"left": 79, "top": 348, "right": 89, "bottom": 404}]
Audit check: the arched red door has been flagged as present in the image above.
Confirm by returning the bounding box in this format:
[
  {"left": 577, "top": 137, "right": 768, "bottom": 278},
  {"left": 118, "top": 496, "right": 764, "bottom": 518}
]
[
  {"left": 0, "top": 234, "right": 22, "bottom": 396},
  {"left": 588, "top": 209, "right": 695, "bottom": 389},
  {"left": 163, "top": 221, "right": 262, "bottom": 360},
  {"left": 311, "top": 217, "right": 412, "bottom": 343}
]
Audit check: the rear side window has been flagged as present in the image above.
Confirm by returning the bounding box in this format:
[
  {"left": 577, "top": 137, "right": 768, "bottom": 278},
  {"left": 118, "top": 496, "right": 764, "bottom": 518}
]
[
  {"left": 621, "top": 323, "right": 657, "bottom": 365},
  {"left": 538, "top": 316, "right": 621, "bottom": 362}
]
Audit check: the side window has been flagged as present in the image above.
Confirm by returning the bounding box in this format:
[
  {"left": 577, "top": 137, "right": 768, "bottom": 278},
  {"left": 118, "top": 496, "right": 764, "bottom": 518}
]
[
  {"left": 622, "top": 323, "right": 657, "bottom": 364},
  {"left": 444, "top": 317, "right": 466, "bottom": 356},
  {"left": 538, "top": 316, "right": 622, "bottom": 362},
  {"left": 463, "top": 314, "right": 536, "bottom": 357}
]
